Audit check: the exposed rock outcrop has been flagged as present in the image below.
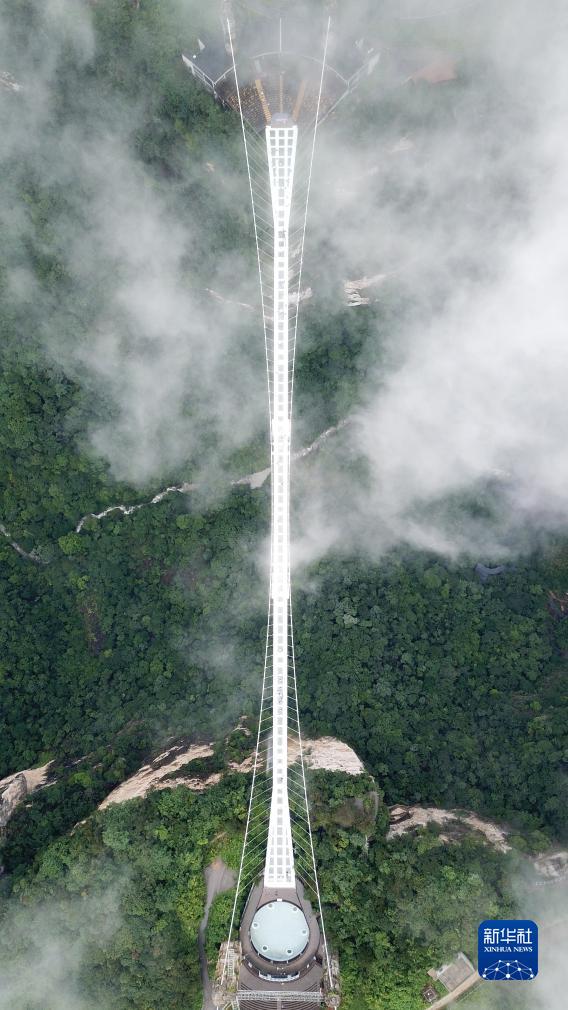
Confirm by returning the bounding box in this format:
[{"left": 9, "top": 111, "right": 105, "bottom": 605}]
[
  {"left": 0, "top": 761, "right": 53, "bottom": 829},
  {"left": 290, "top": 736, "right": 365, "bottom": 775},
  {"left": 0, "top": 774, "right": 27, "bottom": 830},
  {"left": 99, "top": 742, "right": 217, "bottom": 809},
  {"left": 388, "top": 804, "right": 511, "bottom": 852},
  {"left": 344, "top": 273, "right": 388, "bottom": 306},
  {"left": 533, "top": 850, "right": 568, "bottom": 882},
  {"left": 99, "top": 734, "right": 366, "bottom": 810}
]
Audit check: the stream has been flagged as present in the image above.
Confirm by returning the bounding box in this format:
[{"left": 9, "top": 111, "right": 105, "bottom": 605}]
[
  {"left": 75, "top": 417, "right": 352, "bottom": 532},
  {"left": 1, "top": 416, "right": 352, "bottom": 562}
]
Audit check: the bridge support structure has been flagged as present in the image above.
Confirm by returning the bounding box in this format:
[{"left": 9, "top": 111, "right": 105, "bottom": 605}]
[{"left": 181, "top": 10, "right": 371, "bottom": 1009}]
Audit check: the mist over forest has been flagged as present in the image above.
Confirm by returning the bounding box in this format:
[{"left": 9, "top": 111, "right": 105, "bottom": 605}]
[{"left": 0, "top": 1, "right": 567, "bottom": 1009}]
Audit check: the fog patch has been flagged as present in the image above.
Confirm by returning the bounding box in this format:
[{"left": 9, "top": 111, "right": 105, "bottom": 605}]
[
  {"left": 294, "top": 0, "right": 568, "bottom": 563},
  {"left": 0, "top": 881, "right": 123, "bottom": 1010}
]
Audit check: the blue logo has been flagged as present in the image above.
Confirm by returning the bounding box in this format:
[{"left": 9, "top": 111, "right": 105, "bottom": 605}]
[{"left": 478, "top": 920, "right": 538, "bottom": 980}]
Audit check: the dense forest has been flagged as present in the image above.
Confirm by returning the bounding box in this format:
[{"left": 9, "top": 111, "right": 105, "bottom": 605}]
[
  {"left": 1, "top": 2, "right": 567, "bottom": 1009},
  {"left": 1, "top": 768, "right": 524, "bottom": 1010}
]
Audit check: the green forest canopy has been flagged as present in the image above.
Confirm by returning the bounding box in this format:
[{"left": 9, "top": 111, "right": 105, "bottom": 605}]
[{"left": 0, "top": 2, "right": 567, "bottom": 1009}]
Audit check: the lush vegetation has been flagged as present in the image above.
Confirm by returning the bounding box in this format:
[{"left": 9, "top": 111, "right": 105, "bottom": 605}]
[
  {"left": 0, "top": 772, "right": 522, "bottom": 1010},
  {"left": 4, "top": 483, "right": 566, "bottom": 840},
  {"left": 1, "top": 2, "right": 567, "bottom": 1009},
  {"left": 1, "top": 778, "right": 249, "bottom": 1010},
  {"left": 295, "top": 549, "right": 568, "bottom": 840},
  {"left": 1, "top": 723, "right": 152, "bottom": 878}
]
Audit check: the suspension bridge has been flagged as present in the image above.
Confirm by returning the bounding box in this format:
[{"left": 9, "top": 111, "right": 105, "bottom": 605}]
[{"left": 183, "top": 8, "right": 377, "bottom": 1008}]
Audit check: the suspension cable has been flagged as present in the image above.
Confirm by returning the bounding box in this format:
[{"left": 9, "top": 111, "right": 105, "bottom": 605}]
[
  {"left": 228, "top": 22, "right": 273, "bottom": 422},
  {"left": 221, "top": 597, "right": 272, "bottom": 982},
  {"left": 289, "top": 17, "right": 330, "bottom": 408}
]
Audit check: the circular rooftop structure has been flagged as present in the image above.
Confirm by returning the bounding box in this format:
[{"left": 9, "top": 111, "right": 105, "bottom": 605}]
[{"left": 250, "top": 900, "right": 310, "bottom": 962}]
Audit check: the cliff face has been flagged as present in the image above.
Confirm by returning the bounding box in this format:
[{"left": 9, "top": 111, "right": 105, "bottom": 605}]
[
  {"left": 98, "top": 742, "right": 219, "bottom": 809},
  {"left": 388, "top": 804, "right": 512, "bottom": 852},
  {"left": 0, "top": 762, "right": 53, "bottom": 831},
  {"left": 0, "top": 736, "right": 366, "bottom": 831},
  {"left": 0, "top": 774, "right": 27, "bottom": 830},
  {"left": 3, "top": 744, "right": 565, "bottom": 884},
  {"left": 99, "top": 734, "right": 366, "bottom": 810}
]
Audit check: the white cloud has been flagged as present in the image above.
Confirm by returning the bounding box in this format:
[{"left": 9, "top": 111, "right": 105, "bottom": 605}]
[
  {"left": 0, "top": 884, "right": 121, "bottom": 1010},
  {"left": 0, "top": 0, "right": 265, "bottom": 486},
  {"left": 294, "top": 0, "right": 568, "bottom": 562}
]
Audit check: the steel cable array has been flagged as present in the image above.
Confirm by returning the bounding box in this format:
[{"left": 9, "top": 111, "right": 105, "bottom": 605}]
[{"left": 221, "top": 20, "right": 333, "bottom": 993}]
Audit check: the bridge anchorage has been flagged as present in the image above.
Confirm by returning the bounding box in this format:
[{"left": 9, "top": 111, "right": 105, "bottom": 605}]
[{"left": 184, "top": 9, "right": 377, "bottom": 1009}]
